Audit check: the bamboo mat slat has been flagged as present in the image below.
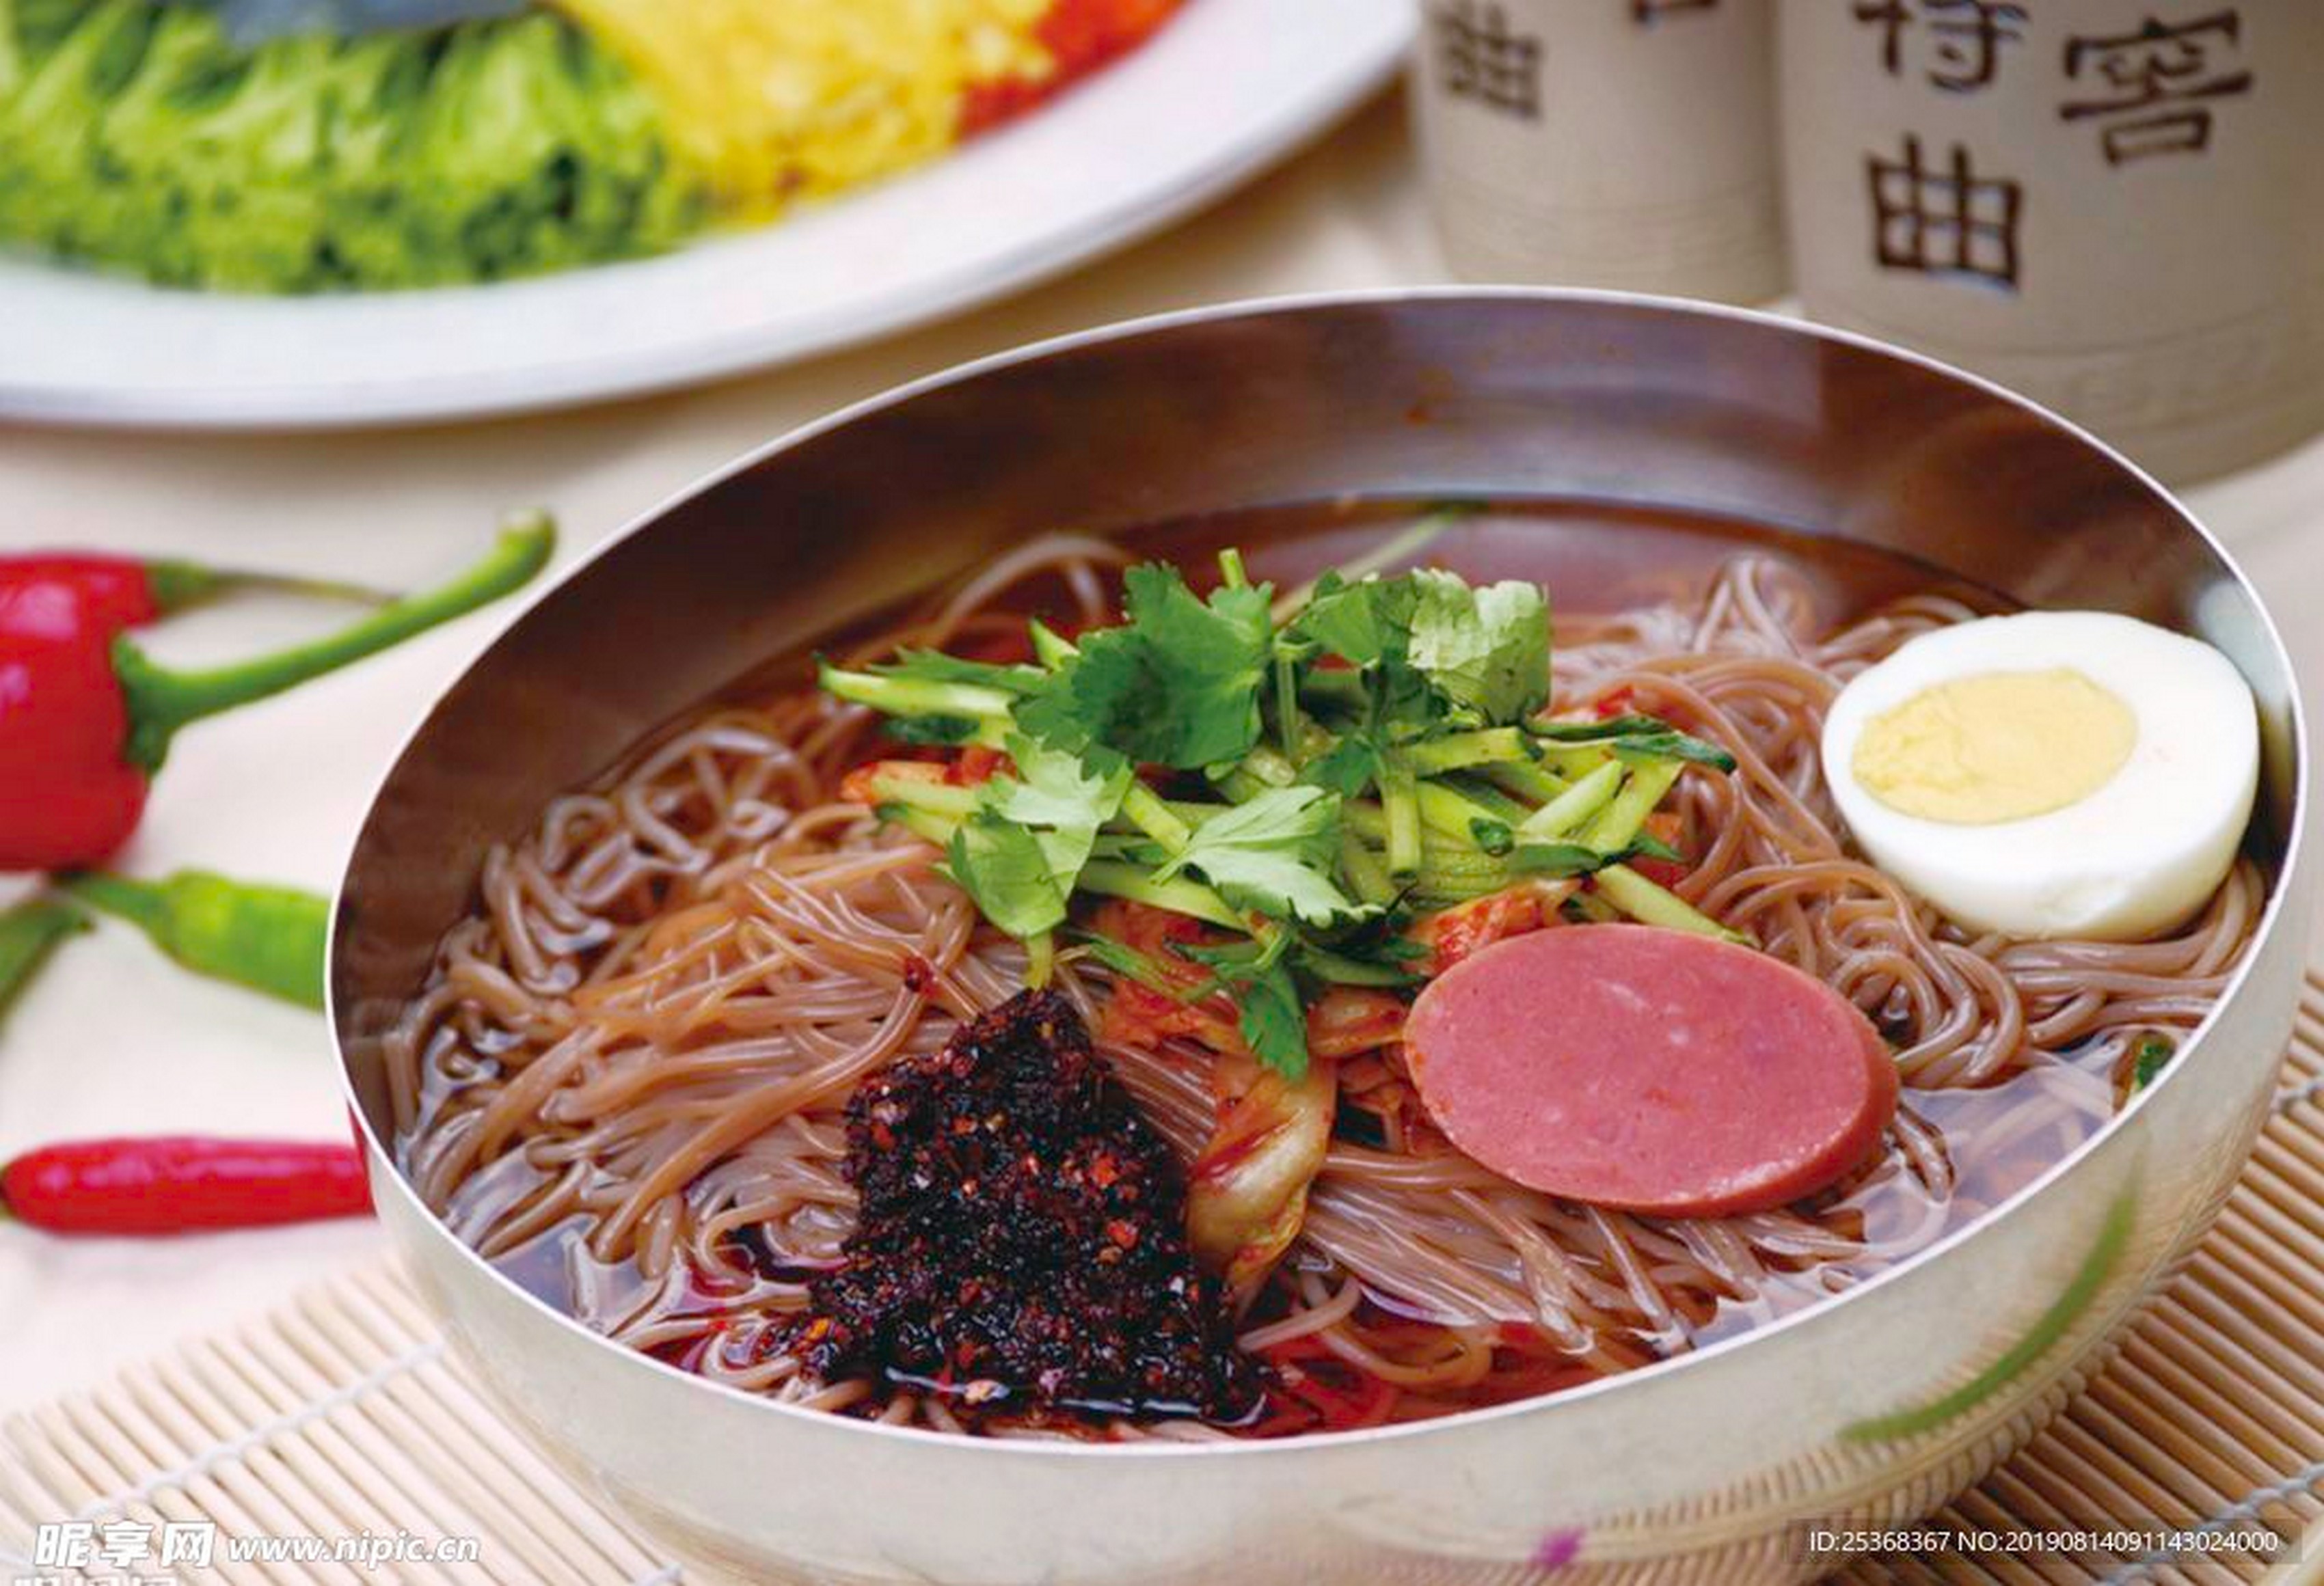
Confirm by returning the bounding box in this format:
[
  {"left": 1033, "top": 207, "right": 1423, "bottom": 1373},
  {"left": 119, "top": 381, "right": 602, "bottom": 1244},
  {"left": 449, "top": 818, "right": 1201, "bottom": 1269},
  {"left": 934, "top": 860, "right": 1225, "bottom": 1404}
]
[{"left": 7, "top": 986, "right": 2324, "bottom": 1586}]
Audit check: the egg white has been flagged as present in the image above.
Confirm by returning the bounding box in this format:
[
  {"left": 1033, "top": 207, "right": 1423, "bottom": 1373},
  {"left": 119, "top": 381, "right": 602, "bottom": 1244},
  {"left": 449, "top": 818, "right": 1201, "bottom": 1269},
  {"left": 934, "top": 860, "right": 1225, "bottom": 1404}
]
[{"left": 1821, "top": 612, "right": 2258, "bottom": 942}]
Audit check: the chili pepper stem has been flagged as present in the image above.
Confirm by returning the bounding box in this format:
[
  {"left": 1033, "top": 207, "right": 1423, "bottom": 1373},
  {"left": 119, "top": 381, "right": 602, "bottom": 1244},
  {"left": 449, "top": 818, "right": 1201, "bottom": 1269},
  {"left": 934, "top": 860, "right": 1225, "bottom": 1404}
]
[
  {"left": 57, "top": 869, "right": 329, "bottom": 1010},
  {"left": 142, "top": 558, "right": 398, "bottom": 614},
  {"left": 52, "top": 871, "right": 171, "bottom": 937},
  {"left": 0, "top": 894, "right": 91, "bottom": 1029},
  {"left": 113, "top": 514, "right": 554, "bottom": 772}
]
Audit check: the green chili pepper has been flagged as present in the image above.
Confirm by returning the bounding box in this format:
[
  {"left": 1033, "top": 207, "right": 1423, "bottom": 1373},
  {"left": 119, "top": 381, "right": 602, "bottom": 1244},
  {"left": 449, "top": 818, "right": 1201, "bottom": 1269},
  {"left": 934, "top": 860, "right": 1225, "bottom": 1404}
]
[
  {"left": 60, "top": 870, "right": 327, "bottom": 1010},
  {"left": 0, "top": 894, "right": 92, "bottom": 1030}
]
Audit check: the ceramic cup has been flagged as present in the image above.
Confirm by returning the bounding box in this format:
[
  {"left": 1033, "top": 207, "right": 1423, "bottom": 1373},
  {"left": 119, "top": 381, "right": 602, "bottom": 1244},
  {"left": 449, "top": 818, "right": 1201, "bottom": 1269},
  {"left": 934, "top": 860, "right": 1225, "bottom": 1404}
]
[
  {"left": 1781, "top": 0, "right": 2324, "bottom": 484},
  {"left": 1410, "top": 0, "right": 1787, "bottom": 305}
]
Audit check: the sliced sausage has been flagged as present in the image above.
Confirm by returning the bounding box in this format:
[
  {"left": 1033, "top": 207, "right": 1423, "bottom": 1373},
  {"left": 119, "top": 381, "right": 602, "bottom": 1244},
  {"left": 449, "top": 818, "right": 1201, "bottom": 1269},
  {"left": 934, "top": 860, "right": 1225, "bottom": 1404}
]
[{"left": 1404, "top": 924, "right": 1899, "bottom": 1218}]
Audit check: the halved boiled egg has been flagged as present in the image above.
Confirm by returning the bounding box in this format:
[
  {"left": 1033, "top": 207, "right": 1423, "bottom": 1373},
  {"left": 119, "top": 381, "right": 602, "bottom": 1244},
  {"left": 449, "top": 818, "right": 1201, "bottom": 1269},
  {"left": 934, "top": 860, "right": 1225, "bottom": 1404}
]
[{"left": 1822, "top": 612, "right": 2258, "bottom": 941}]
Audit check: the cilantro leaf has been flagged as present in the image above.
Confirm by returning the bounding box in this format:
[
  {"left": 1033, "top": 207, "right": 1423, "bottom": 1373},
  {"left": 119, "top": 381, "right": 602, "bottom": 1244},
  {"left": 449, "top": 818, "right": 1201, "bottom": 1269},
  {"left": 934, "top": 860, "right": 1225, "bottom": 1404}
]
[
  {"left": 980, "top": 733, "right": 1132, "bottom": 838},
  {"left": 1018, "top": 562, "right": 1273, "bottom": 769},
  {"left": 947, "top": 817, "right": 1083, "bottom": 939},
  {"left": 1282, "top": 571, "right": 1513, "bottom": 745},
  {"left": 944, "top": 735, "right": 1130, "bottom": 939},
  {"left": 1530, "top": 713, "right": 1738, "bottom": 771},
  {"left": 1405, "top": 570, "right": 1550, "bottom": 727},
  {"left": 1231, "top": 958, "right": 1310, "bottom": 1080},
  {"left": 1012, "top": 670, "right": 1100, "bottom": 754},
  {"left": 1176, "top": 935, "right": 1311, "bottom": 1080},
  {"left": 1286, "top": 572, "right": 1416, "bottom": 670},
  {"left": 1371, "top": 659, "right": 1448, "bottom": 744},
  {"left": 1283, "top": 575, "right": 1435, "bottom": 740},
  {"left": 1159, "top": 785, "right": 1364, "bottom": 927},
  {"left": 1299, "top": 731, "right": 1383, "bottom": 797}
]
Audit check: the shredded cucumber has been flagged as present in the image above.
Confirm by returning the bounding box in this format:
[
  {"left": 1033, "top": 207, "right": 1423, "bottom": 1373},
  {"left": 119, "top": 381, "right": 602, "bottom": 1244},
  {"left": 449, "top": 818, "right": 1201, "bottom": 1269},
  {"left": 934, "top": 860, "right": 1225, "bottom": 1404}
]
[{"left": 1593, "top": 864, "right": 1751, "bottom": 944}]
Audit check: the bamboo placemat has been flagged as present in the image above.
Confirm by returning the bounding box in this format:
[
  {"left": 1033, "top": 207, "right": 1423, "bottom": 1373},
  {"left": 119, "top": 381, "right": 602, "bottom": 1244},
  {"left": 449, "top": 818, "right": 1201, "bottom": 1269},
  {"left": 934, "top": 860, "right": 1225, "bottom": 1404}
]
[{"left": 5, "top": 985, "right": 2324, "bottom": 1586}]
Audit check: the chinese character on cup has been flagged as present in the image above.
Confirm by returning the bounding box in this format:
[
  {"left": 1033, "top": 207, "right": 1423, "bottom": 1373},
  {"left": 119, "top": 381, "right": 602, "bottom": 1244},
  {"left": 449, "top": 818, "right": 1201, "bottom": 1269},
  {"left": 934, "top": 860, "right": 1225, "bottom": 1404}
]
[
  {"left": 1411, "top": 0, "right": 1789, "bottom": 304},
  {"left": 1781, "top": 0, "right": 2324, "bottom": 483}
]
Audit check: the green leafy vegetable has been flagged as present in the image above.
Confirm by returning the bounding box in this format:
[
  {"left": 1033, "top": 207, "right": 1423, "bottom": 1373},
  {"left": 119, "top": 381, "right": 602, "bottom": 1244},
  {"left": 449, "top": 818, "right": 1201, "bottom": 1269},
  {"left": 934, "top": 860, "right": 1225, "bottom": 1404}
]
[
  {"left": 1090, "top": 924, "right": 1315, "bottom": 1080},
  {"left": 1163, "top": 933, "right": 1314, "bottom": 1081},
  {"left": 0, "top": 1, "right": 703, "bottom": 292},
  {"left": 1285, "top": 571, "right": 1415, "bottom": 671},
  {"left": 1405, "top": 569, "right": 1550, "bottom": 727},
  {"left": 836, "top": 536, "right": 1746, "bottom": 1076},
  {"left": 1298, "top": 731, "right": 1383, "bottom": 798},
  {"left": 943, "top": 735, "right": 1130, "bottom": 940},
  {"left": 1019, "top": 562, "right": 1273, "bottom": 769},
  {"left": 947, "top": 817, "right": 1080, "bottom": 940},
  {"left": 1161, "top": 785, "right": 1364, "bottom": 928},
  {"left": 982, "top": 733, "right": 1133, "bottom": 840},
  {"left": 1226, "top": 956, "right": 1310, "bottom": 1081},
  {"left": 1280, "top": 573, "right": 1448, "bottom": 750}
]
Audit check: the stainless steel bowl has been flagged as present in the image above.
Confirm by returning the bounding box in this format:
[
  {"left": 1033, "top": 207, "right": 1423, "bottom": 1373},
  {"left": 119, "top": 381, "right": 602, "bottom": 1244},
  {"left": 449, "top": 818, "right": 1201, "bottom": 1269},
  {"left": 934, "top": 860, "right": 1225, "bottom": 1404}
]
[{"left": 330, "top": 291, "right": 2312, "bottom": 1586}]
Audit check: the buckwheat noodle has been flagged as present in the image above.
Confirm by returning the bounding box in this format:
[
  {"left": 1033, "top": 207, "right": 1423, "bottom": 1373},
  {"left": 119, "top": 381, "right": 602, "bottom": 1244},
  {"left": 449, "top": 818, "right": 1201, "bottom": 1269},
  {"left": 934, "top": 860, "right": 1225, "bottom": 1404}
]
[{"left": 386, "top": 532, "right": 2262, "bottom": 1438}]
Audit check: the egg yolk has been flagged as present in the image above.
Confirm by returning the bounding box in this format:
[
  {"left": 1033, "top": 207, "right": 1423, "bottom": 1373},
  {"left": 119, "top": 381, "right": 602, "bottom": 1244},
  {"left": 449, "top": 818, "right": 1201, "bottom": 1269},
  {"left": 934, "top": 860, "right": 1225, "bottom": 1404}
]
[{"left": 1852, "top": 668, "right": 2137, "bottom": 825}]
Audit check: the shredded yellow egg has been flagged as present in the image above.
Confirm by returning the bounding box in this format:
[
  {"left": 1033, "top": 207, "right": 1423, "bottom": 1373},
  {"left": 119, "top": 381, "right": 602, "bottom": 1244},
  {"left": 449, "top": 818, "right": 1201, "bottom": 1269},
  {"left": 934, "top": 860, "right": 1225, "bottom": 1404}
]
[
  {"left": 1852, "top": 668, "right": 2138, "bottom": 825},
  {"left": 547, "top": 0, "right": 1057, "bottom": 212}
]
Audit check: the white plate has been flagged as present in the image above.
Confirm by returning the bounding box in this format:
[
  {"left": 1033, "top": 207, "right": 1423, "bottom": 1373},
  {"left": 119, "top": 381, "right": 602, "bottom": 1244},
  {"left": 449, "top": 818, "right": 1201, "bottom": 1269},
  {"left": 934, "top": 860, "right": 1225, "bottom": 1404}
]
[{"left": 0, "top": 0, "right": 1412, "bottom": 430}]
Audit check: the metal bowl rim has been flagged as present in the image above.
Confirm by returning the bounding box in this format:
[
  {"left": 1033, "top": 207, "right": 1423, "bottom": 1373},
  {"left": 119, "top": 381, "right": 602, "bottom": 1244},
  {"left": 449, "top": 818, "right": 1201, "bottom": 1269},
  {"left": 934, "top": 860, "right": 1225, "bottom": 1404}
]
[{"left": 328, "top": 283, "right": 2312, "bottom": 1460}]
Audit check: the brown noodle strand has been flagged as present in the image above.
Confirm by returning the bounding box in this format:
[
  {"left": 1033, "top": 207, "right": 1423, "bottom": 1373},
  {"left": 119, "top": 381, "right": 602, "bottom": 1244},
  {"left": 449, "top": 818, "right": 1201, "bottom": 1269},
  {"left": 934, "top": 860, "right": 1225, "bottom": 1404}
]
[{"left": 389, "top": 541, "right": 2262, "bottom": 1437}]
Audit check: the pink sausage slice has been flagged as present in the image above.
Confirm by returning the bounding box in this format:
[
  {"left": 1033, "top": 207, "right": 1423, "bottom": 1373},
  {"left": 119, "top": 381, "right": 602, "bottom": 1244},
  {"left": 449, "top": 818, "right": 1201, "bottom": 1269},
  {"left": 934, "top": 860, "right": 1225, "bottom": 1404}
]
[{"left": 1404, "top": 924, "right": 1898, "bottom": 1218}]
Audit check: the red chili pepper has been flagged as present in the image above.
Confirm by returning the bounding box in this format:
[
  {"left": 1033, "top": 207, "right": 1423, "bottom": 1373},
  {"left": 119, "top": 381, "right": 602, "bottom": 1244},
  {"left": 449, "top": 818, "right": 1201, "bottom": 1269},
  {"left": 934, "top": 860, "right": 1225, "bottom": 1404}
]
[
  {"left": 0, "top": 551, "right": 388, "bottom": 636},
  {"left": 0, "top": 516, "right": 553, "bottom": 873},
  {"left": 0, "top": 1136, "right": 371, "bottom": 1235}
]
